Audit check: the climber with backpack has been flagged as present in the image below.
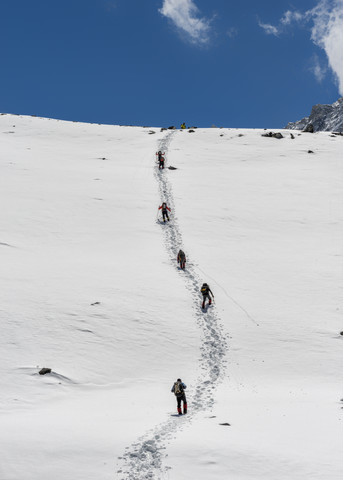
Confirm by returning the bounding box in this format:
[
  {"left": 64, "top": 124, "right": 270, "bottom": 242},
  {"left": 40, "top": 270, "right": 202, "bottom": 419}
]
[
  {"left": 158, "top": 202, "right": 171, "bottom": 222},
  {"left": 200, "top": 282, "right": 214, "bottom": 309},
  {"left": 171, "top": 378, "right": 187, "bottom": 415},
  {"left": 177, "top": 249, "right": 186, "bottom": 270},
  {"left": 156, "top": 150, "right": 165, "bottom": 170}
]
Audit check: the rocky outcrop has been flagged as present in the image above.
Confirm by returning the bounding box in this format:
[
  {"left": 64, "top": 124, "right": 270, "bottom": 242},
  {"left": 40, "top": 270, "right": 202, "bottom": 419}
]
[
  {"left": 262, "top": 131, "right": 284, "bottom": 139},
  {"left": 303, "top": 123, "right": 314, "bottom": 133},
  {"left": 285, "top": 97, "right": 343, "bottom": 132}
]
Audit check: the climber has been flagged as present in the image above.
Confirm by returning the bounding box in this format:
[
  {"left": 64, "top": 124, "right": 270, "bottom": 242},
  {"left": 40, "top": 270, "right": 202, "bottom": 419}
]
[
  {"left": 171, "top": 378, "right": 187, "bottom": 415},
  {"left": 158, "top": 202, "right": 171, "bottom": 222}
]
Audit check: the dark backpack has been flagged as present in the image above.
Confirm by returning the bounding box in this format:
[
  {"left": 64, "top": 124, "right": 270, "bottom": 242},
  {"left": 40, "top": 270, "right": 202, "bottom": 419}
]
[
  {"left": 174, "top": 381, "right": 183, "bottom": 395},
  {"left": 201, "top": 284, "right": 209, "bottom": 295}
]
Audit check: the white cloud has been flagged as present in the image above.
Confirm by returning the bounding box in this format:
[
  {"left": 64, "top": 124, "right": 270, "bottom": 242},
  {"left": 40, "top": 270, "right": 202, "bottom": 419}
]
[
  {"left": 258, "top": 10, "right": 303, "bottom": 34},
  {"left": 159, "top": 0, "right": 211, "bottom": 45},
  {"left": 310, "top": 0, "right": 343, "bottom": 94},
  {"left": 280, "top": 10, "right": 303, "bottom": 25},
  {"left": 258, "top": 21, "right": 279, "bottom": 36},
  {"left": 310, "top": 54, "right": 327, "bottom": 82},
  {"left": 258, "top": 1, "right": 343, "bottom": 94}
]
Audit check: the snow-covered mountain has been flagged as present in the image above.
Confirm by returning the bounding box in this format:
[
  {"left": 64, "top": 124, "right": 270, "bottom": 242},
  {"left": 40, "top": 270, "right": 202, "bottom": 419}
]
[
  {"left": 285, "top": 97, "right": 343, "bottom": 132},
  {"left": 0, "top": 114, "right": 342, "bottom": 480}
]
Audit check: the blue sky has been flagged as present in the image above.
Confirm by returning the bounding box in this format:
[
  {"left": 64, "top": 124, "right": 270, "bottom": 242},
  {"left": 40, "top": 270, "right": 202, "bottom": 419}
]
[{"left": 1, "top": 0, "right": 342, "bottom": 127}]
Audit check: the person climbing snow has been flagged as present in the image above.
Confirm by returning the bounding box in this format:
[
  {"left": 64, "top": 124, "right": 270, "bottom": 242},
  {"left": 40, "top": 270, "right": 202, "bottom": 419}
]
[
  {"left": 177, "top": 249, "right": 186, "bottom": 270},
  {"left": 156, "top": 150, "right": 165, "bottom": 170},
  {"left": 171, "top": 378, "right": 187, "bottom": 415},
  {"left": 200, "top": 282, "right": 214, "bottom": 309},
  {"left": 180, "top": 122, "right": 186, "bottom": 129},
  {"left": 158, "top": 202, "right": 171, "bottom": 222}
]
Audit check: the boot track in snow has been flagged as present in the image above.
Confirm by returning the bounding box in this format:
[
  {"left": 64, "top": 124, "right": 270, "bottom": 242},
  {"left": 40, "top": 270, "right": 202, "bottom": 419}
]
[{"left": 118, "top": 131, "right": 227, "bottom": 479}]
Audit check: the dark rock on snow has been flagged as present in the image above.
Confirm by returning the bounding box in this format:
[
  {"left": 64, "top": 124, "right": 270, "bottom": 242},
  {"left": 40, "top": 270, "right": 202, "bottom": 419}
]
[
  {"left": 219, "top": 423, "right": 231, "bottom": 426},
  {"left": 303, "top": 123, "right": 314, "bottom": 133},
  {"left": 262, "top": 131, "right": 284, "bottom": 139},
  {"left": 168, "top": 126, "right": 176, "bottom": 130},
  {"left": 168, "top": 166, "right": 177, "bottom": 170},
  {"left": 39, "top": 368, "right": 52, "bottom": 375},
  {"left": 188, "top": 129, "right": 195, "bottom": 133},
  {"left": 308, "top": 150, "right": 314, "bottom": 154}
]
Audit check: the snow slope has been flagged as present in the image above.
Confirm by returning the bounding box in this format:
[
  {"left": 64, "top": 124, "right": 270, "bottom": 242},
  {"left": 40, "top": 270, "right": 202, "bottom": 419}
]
[{"left": 0, "top": 115, "right": 342, "bottom": 480}]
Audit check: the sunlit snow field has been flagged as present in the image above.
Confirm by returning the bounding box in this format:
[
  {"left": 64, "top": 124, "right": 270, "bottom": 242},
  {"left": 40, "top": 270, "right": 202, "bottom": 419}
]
[{"left": 0, "top": 114, "right": 342, "bottom": 479}]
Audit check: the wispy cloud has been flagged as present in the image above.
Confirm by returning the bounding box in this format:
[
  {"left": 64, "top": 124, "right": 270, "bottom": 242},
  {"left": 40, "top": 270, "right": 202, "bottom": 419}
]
[
  {"left": 257, "top": 10, "right": 303, "bottom": 35},
  {"left": 310, "top": 54, "right": 327, "bottom": 82},
  {"left": 258, "top": 0, "right": 343, "bottom": 94},
  {"left": 257, "top": 20, "right": 280, "bottom": 36},
  {"left": 280, "top": 10, "right": 303, "bottom": 26},
  {"left": 104, "top": 0, "right": 117, "bottom": 11},
  {"left": 159, "top": 0, "right": 211, "bottom": 45},
  {"left": 226, "top": 27, "right": 238, "bottom": 39}
]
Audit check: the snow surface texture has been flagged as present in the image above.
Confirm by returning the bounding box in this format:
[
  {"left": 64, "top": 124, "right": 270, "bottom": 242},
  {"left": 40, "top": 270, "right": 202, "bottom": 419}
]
[
  {"left": 0, "top": 115, "right": 342, "bottom": 480},
  {"left": 285, "top": 97, "right": 343, "bottom": 132}
]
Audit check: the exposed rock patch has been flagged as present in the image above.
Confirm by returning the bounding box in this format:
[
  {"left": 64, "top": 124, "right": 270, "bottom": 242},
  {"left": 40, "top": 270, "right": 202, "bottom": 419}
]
[
  {"left": 303, "top": 124, "right": 314, "bottom": 133},
  {"left": 262, "top": 132, "right": 284, "bottom": 139},
  {"left": 285, "top": 97, "right": 343, "bottom": 132}
]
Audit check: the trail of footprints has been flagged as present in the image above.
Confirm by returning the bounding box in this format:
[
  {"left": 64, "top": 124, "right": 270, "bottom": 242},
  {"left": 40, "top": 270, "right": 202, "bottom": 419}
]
[{"left": 118, "top": 131, "right": 227, "bottom": 479}]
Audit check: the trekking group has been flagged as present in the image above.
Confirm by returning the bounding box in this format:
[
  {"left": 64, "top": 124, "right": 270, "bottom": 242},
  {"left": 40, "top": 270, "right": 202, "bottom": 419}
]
[{"left": 155, "top": 149, "right": 215, "bottom": 415}]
